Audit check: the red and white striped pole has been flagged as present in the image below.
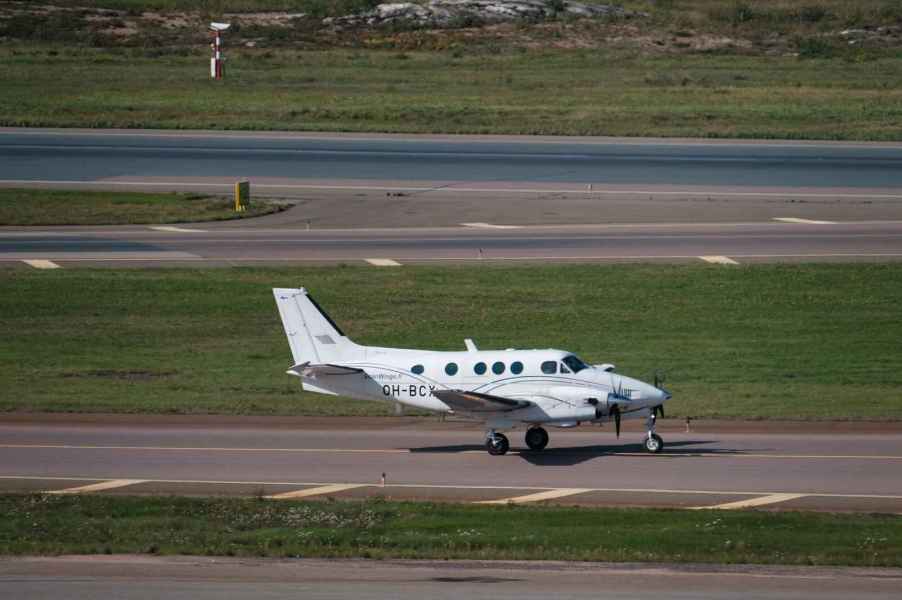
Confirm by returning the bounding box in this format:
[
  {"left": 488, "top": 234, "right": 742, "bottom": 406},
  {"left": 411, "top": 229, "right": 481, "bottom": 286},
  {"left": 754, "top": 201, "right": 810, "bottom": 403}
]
[{"left": 209, "top": 23, "right": 230, "bottom": 80}]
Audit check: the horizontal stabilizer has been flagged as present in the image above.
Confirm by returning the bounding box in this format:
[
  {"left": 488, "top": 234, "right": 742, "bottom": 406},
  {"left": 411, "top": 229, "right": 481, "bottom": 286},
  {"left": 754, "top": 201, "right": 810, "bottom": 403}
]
[
  {"left": 432, "top": 389, "right": 530, "bottom": 413},
  {"left": 287, "top": 362, "right": 365, "bottom": 378}
]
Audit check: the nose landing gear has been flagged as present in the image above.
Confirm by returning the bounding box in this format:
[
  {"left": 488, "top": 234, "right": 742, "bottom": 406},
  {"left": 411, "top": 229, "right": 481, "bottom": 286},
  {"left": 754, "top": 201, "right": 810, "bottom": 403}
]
[{"left": 644, "top": 413, "right": 664, "bottom": 454}]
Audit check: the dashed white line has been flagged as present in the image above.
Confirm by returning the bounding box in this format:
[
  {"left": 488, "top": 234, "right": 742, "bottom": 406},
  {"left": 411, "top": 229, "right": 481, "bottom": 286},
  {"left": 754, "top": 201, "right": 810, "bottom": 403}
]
[
  {"left": 460, "top": 222, "right": 522, "bottom": 229},
  {"left": 46, "top": 479, "right": 145, "bottom": 495},
  {"left": 692, "top": 493, "right": 808, "bottom": 510},
  {"left": 3, "top": 476, "right": 901, "bottom": 502},
  {"left": 478, "top": 488, "right": 592, "bottom": 504},
  {"left": 699, "top": 255, "right": 740, "bottom": 265},
  {"left": 266, "top": 483, "right": 368, "bottom": 500},
  {"left": 22, "top": 259, "right": 60, "bottom": 269},
  {"left": 149, "top": 225, "right": 207, "bottom": 233},
  {"left": 773, "top": 218, "right": 837, "bottom": 225},
  {"left": 365, "top": 258, "right": 401, "bottom": 266}
]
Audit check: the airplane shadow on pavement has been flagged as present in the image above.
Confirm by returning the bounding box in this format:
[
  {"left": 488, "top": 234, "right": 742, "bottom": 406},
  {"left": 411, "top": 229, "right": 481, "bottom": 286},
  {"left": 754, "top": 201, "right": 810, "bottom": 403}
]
[{"left": 410, "top": 440, "right": 734, "bottom": 466}]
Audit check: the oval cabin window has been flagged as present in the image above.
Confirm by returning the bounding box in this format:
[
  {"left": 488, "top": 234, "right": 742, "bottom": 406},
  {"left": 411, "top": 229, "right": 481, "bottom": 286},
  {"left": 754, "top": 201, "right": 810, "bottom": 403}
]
[{"left": 445, "top": 362, "right": 458, "bottom": 376}]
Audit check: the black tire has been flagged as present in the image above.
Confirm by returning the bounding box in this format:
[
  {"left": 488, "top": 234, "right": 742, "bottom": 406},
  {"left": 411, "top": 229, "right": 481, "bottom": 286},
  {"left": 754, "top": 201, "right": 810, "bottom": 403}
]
[
  {"left": 486, "top": 433, "right": 510, "bottom": 456},
  {"left": 525, "top": 427, "right": 549, "bottom": 451},
  {"left": 644, "top": 433, "right": 664, "bottom": 454}
]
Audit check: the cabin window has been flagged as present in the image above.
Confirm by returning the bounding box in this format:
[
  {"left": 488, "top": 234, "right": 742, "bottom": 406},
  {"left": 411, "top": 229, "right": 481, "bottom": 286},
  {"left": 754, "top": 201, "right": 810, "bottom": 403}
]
[
  {"left": 492, "top": 361, "right": 505, "bottom": 375},
  {"left": 562, "top": 355, "right": 589, "bottom": 374},
  {"left": 541, "top": 361, "right": 557, "bottom": 374},
  {"left": 445, "top": 362, "right": 458, "bottom": 376},
  {"left": 474, "top": 362, "right": 487, "bottom": 375},
  {"left": 412, "top": 364, "right": 424, "bottom": 375},
  {"left": 511, "top": 361, "right": 523, "bottom": 375}
]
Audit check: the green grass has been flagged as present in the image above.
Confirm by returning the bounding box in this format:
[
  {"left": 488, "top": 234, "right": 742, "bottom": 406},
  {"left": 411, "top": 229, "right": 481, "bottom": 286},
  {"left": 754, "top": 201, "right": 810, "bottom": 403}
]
[
  {"left": 2, "top": 45, "right": 902, "bottom": 139},
  {"left": 1, "top": 494, "right": 899, "bottom": 565},
  {"left": 0, "top": 188, "right": 283, "bottom": 225},
  {"left": 1, "top": 264, "right": 901, "bottom": 419}
]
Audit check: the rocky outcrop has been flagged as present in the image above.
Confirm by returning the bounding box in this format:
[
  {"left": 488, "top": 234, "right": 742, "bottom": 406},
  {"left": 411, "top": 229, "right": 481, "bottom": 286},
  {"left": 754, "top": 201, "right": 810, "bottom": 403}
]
[{"left": 323, "top": 0, "right": 643, "bottom": 29}]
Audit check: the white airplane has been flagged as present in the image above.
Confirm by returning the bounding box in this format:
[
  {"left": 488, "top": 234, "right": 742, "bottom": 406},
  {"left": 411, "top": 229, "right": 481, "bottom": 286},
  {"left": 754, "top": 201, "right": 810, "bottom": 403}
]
[{"left": 274, "top": 288, "right": 672, "bottom": 456}]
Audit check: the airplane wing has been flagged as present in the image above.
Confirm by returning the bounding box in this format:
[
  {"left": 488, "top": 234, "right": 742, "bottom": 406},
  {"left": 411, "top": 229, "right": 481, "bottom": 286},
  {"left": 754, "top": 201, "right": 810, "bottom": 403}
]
[
  {"left": 432, "top": 389, "right": 530, "bottom": 413},
  {"left": 287, "top": 362, "right": 364, "bottom": 377}
]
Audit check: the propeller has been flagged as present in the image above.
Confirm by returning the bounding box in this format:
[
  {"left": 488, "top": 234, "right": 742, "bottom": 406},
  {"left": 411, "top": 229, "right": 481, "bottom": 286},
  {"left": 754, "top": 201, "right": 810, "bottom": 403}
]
[
  {"left": 653, "top": 369, "right": 666, "bottom": 418},
  {"left": 610, "top": 404, "right": 621, "bottom": 438}
]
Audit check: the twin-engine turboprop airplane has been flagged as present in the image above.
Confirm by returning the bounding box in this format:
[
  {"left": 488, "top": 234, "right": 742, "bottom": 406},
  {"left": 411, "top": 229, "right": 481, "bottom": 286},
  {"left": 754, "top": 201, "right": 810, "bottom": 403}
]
[{"left": 274, "top": 288, "right": 672, "bottom": 456}]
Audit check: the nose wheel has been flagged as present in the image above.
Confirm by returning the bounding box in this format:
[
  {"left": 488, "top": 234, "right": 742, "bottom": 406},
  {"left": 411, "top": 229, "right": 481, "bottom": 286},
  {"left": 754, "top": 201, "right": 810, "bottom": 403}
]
[
  {"left": 644, "top": 414, "right": 664, "bottom": 454},
  {"left": 485, "top": 431, "right": 510, "bottom": 456}
]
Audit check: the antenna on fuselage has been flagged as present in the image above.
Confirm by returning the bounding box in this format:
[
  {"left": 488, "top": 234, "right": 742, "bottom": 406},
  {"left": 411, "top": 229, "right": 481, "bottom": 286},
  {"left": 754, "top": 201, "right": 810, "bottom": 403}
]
[{"left": 464, "top": 339, "right": 478, "bottom": 352}]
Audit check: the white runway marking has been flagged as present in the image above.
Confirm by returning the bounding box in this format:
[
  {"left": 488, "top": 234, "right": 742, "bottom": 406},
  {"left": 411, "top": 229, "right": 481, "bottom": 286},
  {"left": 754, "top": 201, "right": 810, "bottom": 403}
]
[
  {"left": 460, "top": 222, "right": 522, "bottom": 229},
  {"left": 699, "top": 255, "right": 740, "bottom": 265},
  {"left": 3, "top": 476, "right": 901, "bottom": 502},
  {"left": 22, "top": 259, "right": 60, "bottom": 269},
  {"left": 693, "top": 493, "right": 807, "bottom": 510},
  {"left": 773, "top": 217, "right": 837, "bottom": 225},
  {"left": 46, "top": 479, "right": 145, "bottom": 495},
  {"left": 266, "top": 483, "right": 367, "bottom": 500},
  {"left": 365, "top": 258, "right": 401, "bottom": 266},
  {"left": 478, "top": 488, "right": 591, "bottom": 504},
  {"left": 149, "top": 225, "right": 206, "bottom": 233}
]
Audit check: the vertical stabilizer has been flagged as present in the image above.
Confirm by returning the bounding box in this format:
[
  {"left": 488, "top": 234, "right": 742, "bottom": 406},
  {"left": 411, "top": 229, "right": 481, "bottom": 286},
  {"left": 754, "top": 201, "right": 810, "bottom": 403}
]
[{"left": 272, "top": 288, "right": 359, "bottom": 365}]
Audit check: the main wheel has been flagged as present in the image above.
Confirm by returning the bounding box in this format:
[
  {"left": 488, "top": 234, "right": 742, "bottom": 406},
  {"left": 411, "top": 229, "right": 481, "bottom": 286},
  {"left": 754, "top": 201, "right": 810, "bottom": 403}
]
[
  {"left": 525, "top": 427, "right": 549, "bottom": 451},
  {"left": 486, "top": 433, "right": 510, "bottom": 456},
  {"left": 644, "top": 433, "right": 664, "bottom": 454}
]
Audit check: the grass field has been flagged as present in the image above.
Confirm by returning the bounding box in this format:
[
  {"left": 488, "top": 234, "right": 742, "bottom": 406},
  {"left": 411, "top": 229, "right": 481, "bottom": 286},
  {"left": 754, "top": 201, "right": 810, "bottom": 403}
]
[
  {"left": 0, "top": 188, "right": 283, "bottom": 225},
  {"left": 2, "top": 45, "right": 902, "bottom": 139},
  {"left": 1, "top": 264, "right": 900, "bottom": 419},
  {"left": 1, "top": 494, "right": 899, "bottom": 565}
]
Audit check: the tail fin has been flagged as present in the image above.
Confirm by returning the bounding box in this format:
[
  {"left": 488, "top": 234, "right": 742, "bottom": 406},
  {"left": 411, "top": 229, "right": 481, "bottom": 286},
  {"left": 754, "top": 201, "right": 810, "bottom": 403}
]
[{"left": 272, "top": 288, "right": 359, "bottom": 365}]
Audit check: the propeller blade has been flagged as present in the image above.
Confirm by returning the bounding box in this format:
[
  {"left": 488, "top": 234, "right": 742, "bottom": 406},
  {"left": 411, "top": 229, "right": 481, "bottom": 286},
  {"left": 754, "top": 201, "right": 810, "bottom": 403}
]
[
  {"left": 654, "top": 369, "right": 665, "bottom": 389},
  {"left": 654, "top": 404, "right": 664, "bottom": 418},
  {"left": 611, "top": 404, "right": 621, "bottom": 438}
]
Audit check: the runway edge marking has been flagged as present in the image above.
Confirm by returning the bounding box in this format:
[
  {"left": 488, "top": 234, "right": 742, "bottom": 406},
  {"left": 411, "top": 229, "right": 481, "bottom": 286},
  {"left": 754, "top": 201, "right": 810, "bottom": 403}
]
[
  {"left": 365, "top": 258, "right": 402, "bottom": 267},
  {"left": 45, "top": 479, "right": 146, "bottom": 495},
  {"left": 699, "top": 255, "right": 740, "bottom": 265},
  {"left": 266, "top": 483, "right": 368, "bottom": 500},
  {"left": 691, "top": 493, "right": 808, "bottom": 510},
  {"left": 773, "top": 217, "right": 838, "bottom": 225},
  {"left": 22, "top": 259, "right": 60, "bottom": 269},
  {"left": 477, "top": 488, "right": 593, "bottom": 505},
  {"left": 149, "top": 225, "right": 207, "bottom": 233}
]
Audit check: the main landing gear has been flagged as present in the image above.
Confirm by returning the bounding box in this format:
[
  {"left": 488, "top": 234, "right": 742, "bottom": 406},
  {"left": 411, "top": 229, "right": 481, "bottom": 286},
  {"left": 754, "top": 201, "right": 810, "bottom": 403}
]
[
  {"left": 485, "top": 430, "right": 510, "bottom": 456},
  {"left": 525, "top": 426, "right": 549, "bottom": 451},
  {"left": 644, "top": 413, "right": 664, "bottom": 454},
  {"left": 485, "top": 426, "right": 549, "bottom": 456}
]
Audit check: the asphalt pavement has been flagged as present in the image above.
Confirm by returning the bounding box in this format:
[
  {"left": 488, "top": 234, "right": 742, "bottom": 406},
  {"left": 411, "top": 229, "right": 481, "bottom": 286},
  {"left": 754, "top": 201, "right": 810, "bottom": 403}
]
[
  {"left": 3, "top": 556, "right": 901, "bottom": 600},
  {"left": 2, "top": 418, "right": 900, "bottom": 513}
]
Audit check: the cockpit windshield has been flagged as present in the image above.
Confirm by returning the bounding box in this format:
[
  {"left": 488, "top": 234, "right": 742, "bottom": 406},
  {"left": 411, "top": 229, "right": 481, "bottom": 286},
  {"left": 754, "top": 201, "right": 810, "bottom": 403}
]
[{"left": 562, "top": 355, "right": 589, "bottom": 374}]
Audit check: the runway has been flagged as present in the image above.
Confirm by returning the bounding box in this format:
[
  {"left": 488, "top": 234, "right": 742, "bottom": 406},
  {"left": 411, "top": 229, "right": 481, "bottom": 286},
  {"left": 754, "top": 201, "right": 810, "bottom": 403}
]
[
  {"left": 2, "top": 418, "right": 901, "bottom": 513},
  {"left": 4, "top": 129, "right": 902, "bottom": 188},
  {"left": 3, "top": 556, "right": 901, "bottom": 600},
  {"left": 4, "top": 129, "right": 902, "bottom": 265}
]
